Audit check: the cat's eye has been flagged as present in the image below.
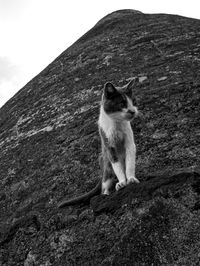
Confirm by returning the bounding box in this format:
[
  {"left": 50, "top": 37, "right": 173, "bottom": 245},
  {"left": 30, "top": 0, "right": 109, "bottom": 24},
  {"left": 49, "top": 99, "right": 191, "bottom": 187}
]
[{"left": 119, "top": 100, "right": 126, "bottom": 108}]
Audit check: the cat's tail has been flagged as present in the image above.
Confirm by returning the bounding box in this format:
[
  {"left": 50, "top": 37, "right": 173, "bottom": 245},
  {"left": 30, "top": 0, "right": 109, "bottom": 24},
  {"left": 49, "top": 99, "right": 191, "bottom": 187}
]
[{"left": 58, "top": 180, "right": 101, "bottom": 208}]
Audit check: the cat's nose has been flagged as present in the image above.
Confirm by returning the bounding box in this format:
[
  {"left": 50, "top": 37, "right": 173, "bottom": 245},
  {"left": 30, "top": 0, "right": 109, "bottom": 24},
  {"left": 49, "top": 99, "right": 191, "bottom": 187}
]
[{"left": 127, "top": 110, "right": 135, "bottom": 115}]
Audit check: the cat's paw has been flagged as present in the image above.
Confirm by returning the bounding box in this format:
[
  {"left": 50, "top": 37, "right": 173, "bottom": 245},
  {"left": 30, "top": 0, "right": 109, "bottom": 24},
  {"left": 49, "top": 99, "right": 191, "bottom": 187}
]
[
  {"left": 102, "top": 189, "right": 110, "bottom": 195},
  {"left": 115, "top": 180, "right": 127, "bottom": 191},
  {"left": 127, "top": 177, "right": 140, "bottom": 184}
]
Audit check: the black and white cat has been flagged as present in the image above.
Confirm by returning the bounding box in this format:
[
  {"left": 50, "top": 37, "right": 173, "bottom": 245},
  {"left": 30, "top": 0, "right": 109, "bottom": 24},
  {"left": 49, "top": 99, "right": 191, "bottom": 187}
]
[
  {"left": 99, "top": 80, "right": 139, "bottom": 195},
  {"left": 58, "top": 79, "right": 139, "bottom": 208}
]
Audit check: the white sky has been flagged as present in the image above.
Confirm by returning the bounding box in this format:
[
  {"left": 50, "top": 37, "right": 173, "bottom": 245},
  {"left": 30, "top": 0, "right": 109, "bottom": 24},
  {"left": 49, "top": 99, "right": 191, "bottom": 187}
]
[{"left": 0, "top": 0, "right": 200, "bottom": 108}]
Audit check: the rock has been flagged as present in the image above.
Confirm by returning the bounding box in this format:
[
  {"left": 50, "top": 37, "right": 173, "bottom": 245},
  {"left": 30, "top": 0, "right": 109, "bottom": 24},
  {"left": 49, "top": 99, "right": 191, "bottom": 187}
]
[
  {"left": 0, "top": 9, "right": 200, "bottom": 266},
  {"left": 24, "top": 251, "right": 36, "bottom": 266}
]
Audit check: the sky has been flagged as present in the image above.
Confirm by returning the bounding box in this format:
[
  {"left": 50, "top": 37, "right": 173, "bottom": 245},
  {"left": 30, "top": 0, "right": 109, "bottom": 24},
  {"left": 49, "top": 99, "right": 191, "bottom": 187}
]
[{"left": 0, "top": 0, "right": 200, "bottom": 108}]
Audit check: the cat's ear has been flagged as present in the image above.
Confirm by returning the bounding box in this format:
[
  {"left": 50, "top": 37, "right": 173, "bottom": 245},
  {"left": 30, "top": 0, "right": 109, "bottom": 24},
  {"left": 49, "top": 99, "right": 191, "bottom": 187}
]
[
  {"left": 104, "top": 82, "right": 118, "bottom": 99},
  {"left": 126, "top": 78, "right": 139, "bottom": 98}
]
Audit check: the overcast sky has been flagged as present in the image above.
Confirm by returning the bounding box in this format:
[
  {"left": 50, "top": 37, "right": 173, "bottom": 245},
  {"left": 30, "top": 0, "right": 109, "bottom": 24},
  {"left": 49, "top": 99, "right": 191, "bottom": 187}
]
[{"left": 0, "top": 0, "right": 200, "bottom": 108}]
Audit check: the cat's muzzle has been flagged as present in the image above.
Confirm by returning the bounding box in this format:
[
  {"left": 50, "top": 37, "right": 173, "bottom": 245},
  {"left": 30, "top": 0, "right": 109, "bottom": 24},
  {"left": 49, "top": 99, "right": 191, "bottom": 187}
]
[{"left": 126, "top": 111, "right": 135, "bottom": 120}]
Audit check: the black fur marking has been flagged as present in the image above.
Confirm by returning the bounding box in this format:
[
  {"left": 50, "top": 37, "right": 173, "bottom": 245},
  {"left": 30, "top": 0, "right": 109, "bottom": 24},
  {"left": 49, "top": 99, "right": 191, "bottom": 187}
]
[
  {"left": 101, "top": 155, "right": 114, "bottom": 181},
  {"left": 103, "top": 92, "right": 127, "bottom": 114},
  {"left": 115, "top": 137, "right": 125, "bottom": 155},
  {"left": 108, "top": 147, "right": 118, "bottom": 163},
  {"left": 104, "top": 82, "right": 118, "bottom": 99}
]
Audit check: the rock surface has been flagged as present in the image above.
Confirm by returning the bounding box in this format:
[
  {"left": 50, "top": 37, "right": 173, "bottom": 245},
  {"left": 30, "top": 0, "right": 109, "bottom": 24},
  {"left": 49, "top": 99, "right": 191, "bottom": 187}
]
[{"left": 0, "top": 9, "right": 200, "bottom": 265}]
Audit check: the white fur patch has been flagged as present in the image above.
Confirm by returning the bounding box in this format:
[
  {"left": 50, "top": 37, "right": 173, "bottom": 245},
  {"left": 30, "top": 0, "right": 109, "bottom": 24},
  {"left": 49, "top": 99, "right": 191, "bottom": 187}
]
[
  {"left": 98, "top": 104, "right": 136, "bottom": 141},
  {"left": 98, "top": 106, "right": 115, "bottom": 139},
  {"left": 126, "top": 96, "right": 139, "bottom": 116}
]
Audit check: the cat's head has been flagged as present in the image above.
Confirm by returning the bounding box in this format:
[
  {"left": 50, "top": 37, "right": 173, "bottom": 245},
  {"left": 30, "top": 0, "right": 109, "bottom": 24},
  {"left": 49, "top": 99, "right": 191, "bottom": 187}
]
[{"left": 102, "top": 79, "right": 139, "bottom": 121}]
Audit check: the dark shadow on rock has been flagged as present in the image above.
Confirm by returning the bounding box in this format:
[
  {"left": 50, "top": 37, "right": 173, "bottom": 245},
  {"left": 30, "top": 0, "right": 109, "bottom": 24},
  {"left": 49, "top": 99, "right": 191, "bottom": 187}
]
[{"left": 91, "top": 170, "right": 200, "bottom": 214}]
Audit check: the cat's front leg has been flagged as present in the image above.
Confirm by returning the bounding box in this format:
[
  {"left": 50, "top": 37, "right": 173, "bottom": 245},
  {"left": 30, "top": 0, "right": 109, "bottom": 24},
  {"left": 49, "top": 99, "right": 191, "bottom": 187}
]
[
  {"left": 126, "top": 144, "right": 140, "bottom": 184},
  {"left": 107, "top": 147, "right": 127, "bottom": 191},
  {"left": 111, "top": 161, "right": 127, "bottom": 190}
]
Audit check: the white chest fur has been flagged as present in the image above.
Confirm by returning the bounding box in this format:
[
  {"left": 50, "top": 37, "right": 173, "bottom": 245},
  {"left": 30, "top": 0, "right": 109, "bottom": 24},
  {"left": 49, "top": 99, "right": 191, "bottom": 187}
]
[{"left": 98, "top": 106, "right": 134, "bottom": 145}]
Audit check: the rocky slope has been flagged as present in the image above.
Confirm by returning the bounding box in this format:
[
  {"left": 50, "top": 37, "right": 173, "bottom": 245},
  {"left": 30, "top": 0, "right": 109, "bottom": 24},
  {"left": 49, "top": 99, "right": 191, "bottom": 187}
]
[{"left": 0, "top": 9, "right": 200, "bottom": 265}]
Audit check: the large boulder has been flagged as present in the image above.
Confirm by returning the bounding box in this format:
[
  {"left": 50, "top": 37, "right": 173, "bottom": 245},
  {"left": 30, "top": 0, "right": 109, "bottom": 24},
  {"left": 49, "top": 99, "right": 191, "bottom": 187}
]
[{"left": 0, "top": 9, "right": 200, "bottom": 265}]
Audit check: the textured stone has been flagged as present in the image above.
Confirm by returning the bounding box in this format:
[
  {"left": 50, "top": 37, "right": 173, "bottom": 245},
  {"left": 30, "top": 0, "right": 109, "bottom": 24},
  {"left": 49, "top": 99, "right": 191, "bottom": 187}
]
[{"left": 0, "top": 9, "right": 200, "bottom": 266}]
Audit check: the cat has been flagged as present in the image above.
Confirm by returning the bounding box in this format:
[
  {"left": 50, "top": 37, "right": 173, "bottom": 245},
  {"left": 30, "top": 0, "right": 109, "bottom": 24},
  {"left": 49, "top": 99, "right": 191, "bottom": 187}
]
[{"left": 58, "top": 79, "right": 139, "bottom": 208}]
